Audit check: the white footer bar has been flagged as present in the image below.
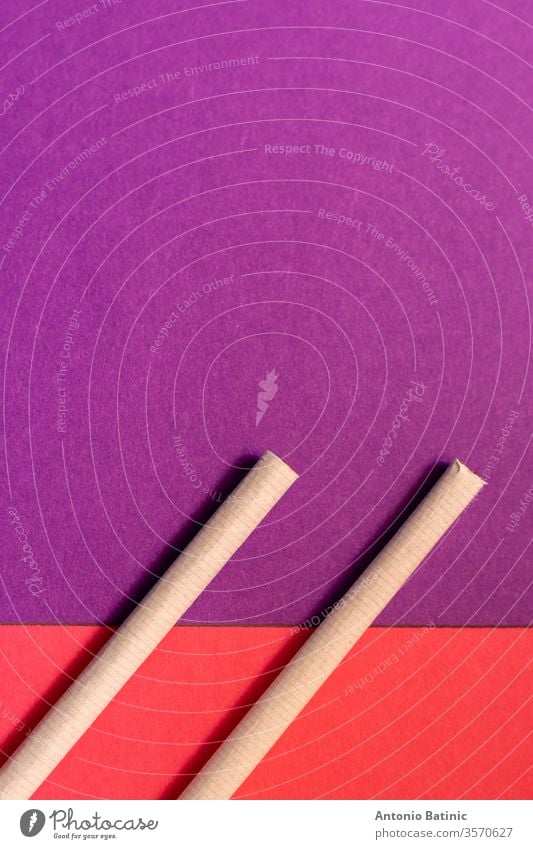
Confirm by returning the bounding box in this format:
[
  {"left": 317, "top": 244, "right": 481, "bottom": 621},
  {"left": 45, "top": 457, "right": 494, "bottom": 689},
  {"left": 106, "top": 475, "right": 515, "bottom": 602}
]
[{"left": 1, "top": 799, "right": 530, "bottom": 849}]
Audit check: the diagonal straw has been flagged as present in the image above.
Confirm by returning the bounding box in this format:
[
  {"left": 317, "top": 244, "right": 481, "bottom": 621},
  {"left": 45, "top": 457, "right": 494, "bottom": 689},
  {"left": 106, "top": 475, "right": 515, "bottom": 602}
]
[
  {"left": 0, "top": 451, "right": 298, "bottom": 800},
  {"left": 180, "top": 460, "right": 485, "bottom": 800}
]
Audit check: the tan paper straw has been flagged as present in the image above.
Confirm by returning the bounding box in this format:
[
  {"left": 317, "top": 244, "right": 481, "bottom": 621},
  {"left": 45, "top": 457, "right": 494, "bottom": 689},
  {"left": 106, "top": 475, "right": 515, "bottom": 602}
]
[
  {"left": 0, "top": 451, "right": 298, "bottom": 800},
  {"left": 180, "top": 459, "right": 485, "bottom": 800}
]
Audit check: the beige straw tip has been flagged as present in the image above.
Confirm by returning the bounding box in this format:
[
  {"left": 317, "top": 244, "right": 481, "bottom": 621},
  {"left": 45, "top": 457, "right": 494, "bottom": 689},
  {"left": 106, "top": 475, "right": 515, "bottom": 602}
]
[
  {"left": 452, "top": 459, "right": 486, "bottom": 492},
  {"left": 259, "top": 451, "right": 299, "bottom": 484}
]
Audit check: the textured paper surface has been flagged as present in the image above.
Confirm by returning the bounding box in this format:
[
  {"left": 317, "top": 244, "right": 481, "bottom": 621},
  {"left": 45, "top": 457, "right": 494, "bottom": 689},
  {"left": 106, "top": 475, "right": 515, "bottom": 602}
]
[
  {"left": 1, "top": 0, "right": 532, "bottom": 630},
  {"left": 0, "top": 625, "right": 529, "bottom": 800}
]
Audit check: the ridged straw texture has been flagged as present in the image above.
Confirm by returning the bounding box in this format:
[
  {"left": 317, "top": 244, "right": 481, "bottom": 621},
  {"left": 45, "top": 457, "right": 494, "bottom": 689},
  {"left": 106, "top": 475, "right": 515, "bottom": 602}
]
[
  {"left": 180, "top": 460, "right": 485, "bottom": 800},
  {"left": 0, "top": 451, "right": 298, "bottom": 800}
]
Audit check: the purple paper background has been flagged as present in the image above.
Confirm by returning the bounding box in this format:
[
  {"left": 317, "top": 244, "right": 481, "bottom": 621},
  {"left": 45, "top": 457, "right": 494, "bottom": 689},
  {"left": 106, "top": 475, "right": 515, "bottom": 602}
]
[{"left": 1, "top": 0, "right": 531, "bottom": 626}]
